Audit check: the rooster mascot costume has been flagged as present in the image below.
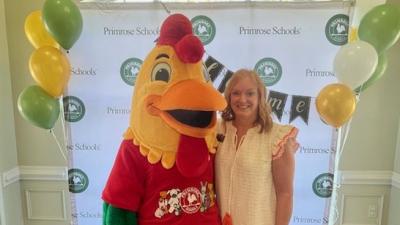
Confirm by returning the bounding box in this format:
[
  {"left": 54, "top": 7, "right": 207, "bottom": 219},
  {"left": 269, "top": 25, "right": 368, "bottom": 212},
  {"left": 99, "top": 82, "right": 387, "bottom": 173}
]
[{"left": 102, "top": 14, "right": 226, "bottom": 225}]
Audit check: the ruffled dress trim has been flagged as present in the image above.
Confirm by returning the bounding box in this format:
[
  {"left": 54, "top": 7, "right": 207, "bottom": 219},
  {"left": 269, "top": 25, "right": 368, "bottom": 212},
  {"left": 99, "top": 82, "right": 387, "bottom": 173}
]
[{"left": 272, "top": 126, "right": 299, "bottom": 160}]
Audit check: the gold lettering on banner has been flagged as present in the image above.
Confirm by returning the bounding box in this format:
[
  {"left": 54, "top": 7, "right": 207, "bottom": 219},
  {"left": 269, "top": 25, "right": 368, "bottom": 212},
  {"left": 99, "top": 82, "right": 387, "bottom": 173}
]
[
  {"left": 269, "top": 98, "right": 284, "bottom": 111},
  {"left": 296, "top": 101, "right": 306, "bottom": 113}
]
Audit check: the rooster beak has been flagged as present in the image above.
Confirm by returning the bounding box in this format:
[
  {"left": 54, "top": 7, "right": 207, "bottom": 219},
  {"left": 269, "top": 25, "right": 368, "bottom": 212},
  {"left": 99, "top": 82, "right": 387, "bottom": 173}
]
[{"left": 145, "top": 79, "right": 226, "bottom": 138}]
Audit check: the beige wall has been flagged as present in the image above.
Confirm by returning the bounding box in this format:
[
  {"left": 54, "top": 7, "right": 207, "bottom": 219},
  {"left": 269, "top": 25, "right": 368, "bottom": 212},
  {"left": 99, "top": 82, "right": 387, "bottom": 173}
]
[
  {"left": 339, "top": 185, "right": 391, "bottom": 225},
  {"left": 0, "top": 0, "right": 24, "bottom": 224},
  {"left": 336, "top": 0, "right": 400, "bottom": 225},
  {"left": 3, "top": 0, "right": 71, "bottom": 225},
  {"left": 341, "top": 0, "right": 398, "bottom": 170},
  {"left": 388, "top": 187, "right": 400, "bottom": 225},
  {"left": 394, "top": 112, "right": 400, "bottom": 174},
  {"left": 340, "top": 29, "right": 400, "bottom": 171},
  {"left": 4, "top": 0, "right": 67, "bottom": 166},
  {"left": 386, "top": 0, "right": 400, "bottom": 221}
]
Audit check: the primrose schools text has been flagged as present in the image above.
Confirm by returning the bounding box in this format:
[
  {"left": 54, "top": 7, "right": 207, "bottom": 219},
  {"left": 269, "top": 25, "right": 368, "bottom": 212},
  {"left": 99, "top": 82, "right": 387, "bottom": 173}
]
[
  {"left": 104, "top": 26, "right": 160, "bottom": 36},
  {"left": 239, "top": 26, "right": 301, "bottom": 35}
]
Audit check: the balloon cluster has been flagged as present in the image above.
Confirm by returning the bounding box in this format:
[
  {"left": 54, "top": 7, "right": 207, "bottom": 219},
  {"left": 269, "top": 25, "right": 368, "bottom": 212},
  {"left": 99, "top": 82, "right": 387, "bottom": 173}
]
[
  {"left": 18, "top": 0, "right": 83, "bottom": 129},
  {"left": 316, "top": 3, "right": 400, "bottom": 128}
]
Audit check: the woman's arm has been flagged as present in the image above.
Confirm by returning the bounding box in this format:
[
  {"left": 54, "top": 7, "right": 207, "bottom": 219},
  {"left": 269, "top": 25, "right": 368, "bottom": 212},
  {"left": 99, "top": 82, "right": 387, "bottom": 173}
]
[{"left": 272, "top": 137, "right": 298, "bottom": 225}]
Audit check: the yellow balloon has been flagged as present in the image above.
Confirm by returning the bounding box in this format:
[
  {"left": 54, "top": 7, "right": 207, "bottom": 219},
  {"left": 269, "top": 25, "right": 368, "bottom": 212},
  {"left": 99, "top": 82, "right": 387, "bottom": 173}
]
[
  {"left": 315, "top": 83, "right": 356, "bottom": 128},
  {"left": 24, "top": 10, "right": 59, "bottom": 49},
  {"left": 29, "top": 46, "right": 71, "bottom": 97},
  {"left": 348, "top": 27, "right": 358, "bottom": 43}
]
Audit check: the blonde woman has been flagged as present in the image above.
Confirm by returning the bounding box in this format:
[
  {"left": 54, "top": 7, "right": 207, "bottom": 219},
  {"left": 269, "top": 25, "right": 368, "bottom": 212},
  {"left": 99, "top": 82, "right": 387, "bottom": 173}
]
[{"left": 215, "top": 69, "right": 299, "bottom": 225}]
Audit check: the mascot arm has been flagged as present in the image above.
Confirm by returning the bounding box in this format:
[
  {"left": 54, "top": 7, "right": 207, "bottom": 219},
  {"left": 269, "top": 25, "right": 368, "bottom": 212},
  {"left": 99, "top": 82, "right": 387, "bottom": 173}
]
[
  {"left": 102, "top": 140, "right": 145, "bottom": 225},
  {"left": 103, "top": 202, "right": 137, "bottom": 225}
]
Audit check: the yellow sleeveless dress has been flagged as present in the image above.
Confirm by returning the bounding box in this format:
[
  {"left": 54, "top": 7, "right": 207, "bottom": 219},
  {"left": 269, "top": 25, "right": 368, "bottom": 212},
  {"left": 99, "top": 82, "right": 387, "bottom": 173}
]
[{"left": 215, "top": 120, "right": 298, "bottom": 225}]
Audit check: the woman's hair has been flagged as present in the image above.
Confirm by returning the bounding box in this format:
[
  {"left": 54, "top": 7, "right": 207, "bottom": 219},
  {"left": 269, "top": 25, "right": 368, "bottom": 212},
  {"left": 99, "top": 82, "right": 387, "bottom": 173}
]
[{"left": 221, "top": 69, "right": 273, "bottom": 133}]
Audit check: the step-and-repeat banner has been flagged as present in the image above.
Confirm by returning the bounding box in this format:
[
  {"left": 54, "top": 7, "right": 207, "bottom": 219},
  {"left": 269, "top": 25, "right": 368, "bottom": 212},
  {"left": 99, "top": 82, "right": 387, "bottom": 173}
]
[{"left": 65, "top": 2, "right": 350, "bottom": 225}]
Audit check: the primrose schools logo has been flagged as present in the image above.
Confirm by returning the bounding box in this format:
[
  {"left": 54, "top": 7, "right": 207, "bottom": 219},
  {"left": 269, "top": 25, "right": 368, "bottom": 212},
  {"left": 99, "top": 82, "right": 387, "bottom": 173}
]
[
  {"left": 120, "top": 58, "right": 142, "bottom": 86},
  {"left": 312, "top": 173, "right": 334, "bottom": 198},
  {"left": 68, "top": 168, "right": 89, "bottom": 193},
  {"left": 191, "top": 15, "right": 216, "bottom": 45},
  {"left": 63, "top": 96, "right": 85, "bottom": 122},
  {"left": 254, "top": 58, "right": 282, "bottom": 86},
  {"left": 325, "top": 14, "right": 349, "bottom": 45}
]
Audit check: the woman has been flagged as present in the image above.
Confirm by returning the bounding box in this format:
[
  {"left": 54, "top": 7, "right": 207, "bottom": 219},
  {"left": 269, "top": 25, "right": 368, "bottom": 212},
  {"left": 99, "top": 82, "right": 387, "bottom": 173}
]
[{"left": 215, "top": 69, "right": 299, "bottom": 225}]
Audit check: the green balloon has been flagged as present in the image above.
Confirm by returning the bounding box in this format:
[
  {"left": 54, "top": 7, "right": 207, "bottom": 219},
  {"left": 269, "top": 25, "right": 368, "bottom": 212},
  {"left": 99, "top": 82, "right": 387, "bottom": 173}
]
[
  {"left": 18, "top": 85, "right": 60, "bottom": 129},
  {"left": 355, "top": 53, "right": 388, "bottom": 93},
  {"left": 42, "top": 0, "right": 83, "bottom": 50},
  {"left": 359, "top": 4, "right": 400, "bottom": 54}
]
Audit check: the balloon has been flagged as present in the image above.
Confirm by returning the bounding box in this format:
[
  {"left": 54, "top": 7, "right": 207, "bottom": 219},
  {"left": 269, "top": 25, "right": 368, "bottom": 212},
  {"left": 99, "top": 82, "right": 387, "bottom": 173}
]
[
  {"left": 355, "top": 53, "right": 388, "bottom": 93},
  {"left": 24, "top": 10, "right": 60, "bottom": 49},
  {"left": 29, "top": 46, "right": 71, "bottom": 97},
  {"left": 316, "top": 83, "right": 356, "bottom": 128},
  {"left": 358, "top": 4, "right": 400, "bottom": 54},
  {"left": 18, "top": 85, "right": 60, "bottom": 129},
  {"left": 334, "top": 40, "right": 378, "bottom": 89},
  {"left": 348, "top": 27, "right": 358, "bottom": 43},
  {"left": 42, "top": 0, "right": 83, "bottom": 50}
]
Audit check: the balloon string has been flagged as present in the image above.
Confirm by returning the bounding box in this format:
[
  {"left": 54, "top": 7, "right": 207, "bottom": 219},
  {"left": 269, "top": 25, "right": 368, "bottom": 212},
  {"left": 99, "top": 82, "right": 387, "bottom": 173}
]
[
  {"left": 59, "top": 96, "right": 69, "bottom": 155},
  {"left": 340, "top": 116, "right": 354, "bottom": 157},
  {"left": 329, "top": 128, "right": 341, "bottom": 225},
  {"left": 329, "top": 90, "right": 359, "bottom": 225},
  {"left": 336, "top": 84, "right": 361, "bottom": 168},
  {"left": 50, "top": 128, "right": 67, "bottom": 162}
]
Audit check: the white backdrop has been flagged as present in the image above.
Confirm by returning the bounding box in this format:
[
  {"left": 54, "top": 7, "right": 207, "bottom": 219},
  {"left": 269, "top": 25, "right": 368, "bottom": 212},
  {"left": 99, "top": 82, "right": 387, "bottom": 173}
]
[{"left": 65, "top": 2, "right": 351, "bottom": 225}]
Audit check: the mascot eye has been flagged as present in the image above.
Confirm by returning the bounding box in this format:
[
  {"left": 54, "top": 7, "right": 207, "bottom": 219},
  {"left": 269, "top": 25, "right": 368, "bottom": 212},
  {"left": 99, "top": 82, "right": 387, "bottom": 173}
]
[
  {"left": 202, "top": 64, "right": 210, "bottom": 82},
  {"left": 152, "top": 63, "right": 171, "bottom": 82}
]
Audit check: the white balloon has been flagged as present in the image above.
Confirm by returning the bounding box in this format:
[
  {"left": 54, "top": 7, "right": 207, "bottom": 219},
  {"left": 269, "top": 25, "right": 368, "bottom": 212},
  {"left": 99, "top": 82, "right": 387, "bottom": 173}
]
[{"left": 333, "top": 40, "right": 378, "bottom": 89}]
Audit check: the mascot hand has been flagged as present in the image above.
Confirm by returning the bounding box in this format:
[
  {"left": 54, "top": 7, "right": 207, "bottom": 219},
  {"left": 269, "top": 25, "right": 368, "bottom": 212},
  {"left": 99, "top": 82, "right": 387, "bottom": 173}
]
[{"left": 103, "top": 202, "right": 137, "bottom": 225}]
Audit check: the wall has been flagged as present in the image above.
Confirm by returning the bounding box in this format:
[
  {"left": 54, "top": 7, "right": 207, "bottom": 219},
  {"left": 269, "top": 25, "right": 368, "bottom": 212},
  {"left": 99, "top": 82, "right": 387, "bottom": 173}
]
[
  {"left": 0, "top": 0, "right": 24, "bottom": 224},
  {"left": 3, "top": 0, "right": 71, "bottom": 225},
  {"left": 387, "top": 12, "right": 400, "bottom": 223},
  {"left": 388, "top": 187, "right": 400, "bottom": 225},
  {"left": 337, "top": 0, "right": 400, "bottom": 225},
  {"left": 395, "top": 119, "right": 400, "bottom": 174}
]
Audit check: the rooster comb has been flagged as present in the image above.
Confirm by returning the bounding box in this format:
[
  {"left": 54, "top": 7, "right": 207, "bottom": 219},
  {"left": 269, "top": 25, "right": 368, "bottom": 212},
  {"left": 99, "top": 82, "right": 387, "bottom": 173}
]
[{"left": 157, "top": 14, "right": 204, "bottom": 63}]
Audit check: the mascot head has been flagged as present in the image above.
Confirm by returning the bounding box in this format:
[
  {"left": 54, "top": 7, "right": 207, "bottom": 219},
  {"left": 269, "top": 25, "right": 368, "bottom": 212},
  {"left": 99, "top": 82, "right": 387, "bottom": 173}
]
[{"left": 125, "top": 14, "right": 226, "bottom": 177}]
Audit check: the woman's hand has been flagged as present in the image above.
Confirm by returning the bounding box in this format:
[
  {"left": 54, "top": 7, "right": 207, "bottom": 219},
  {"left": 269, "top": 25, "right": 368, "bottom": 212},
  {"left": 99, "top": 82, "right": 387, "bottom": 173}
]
[{"left": 285, "top": 136, "right": 299, "bottom": 153}]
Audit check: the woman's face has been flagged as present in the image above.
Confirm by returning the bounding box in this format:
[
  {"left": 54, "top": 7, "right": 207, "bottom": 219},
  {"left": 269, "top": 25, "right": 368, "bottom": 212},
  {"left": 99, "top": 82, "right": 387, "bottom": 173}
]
[{"left": 230, "top": 76, "right": 259, "bottom": 122}]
